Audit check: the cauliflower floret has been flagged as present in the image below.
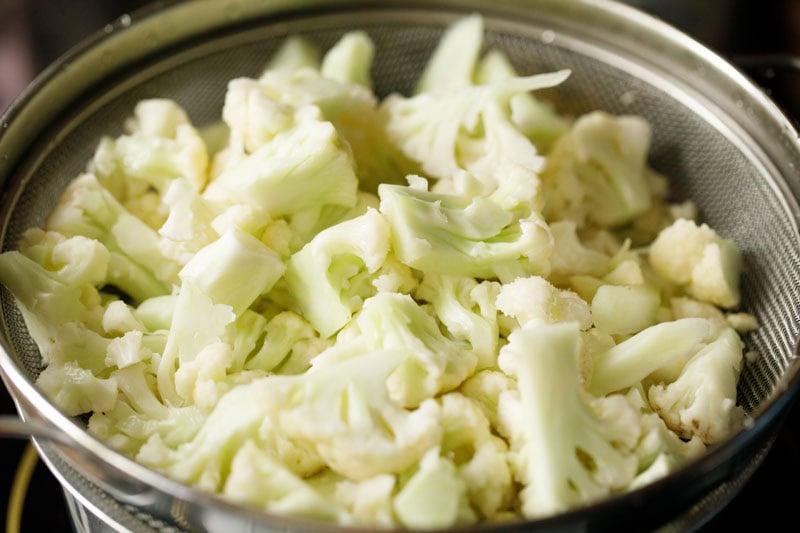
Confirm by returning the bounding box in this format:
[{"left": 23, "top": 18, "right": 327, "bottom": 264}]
[
  {"left": 223, "top": 440, "right": 347, "bottom": 522},
  {"left": 648, "top": 328, "right": 745, "bottom": 444},
  {"left": 37, "top": 361, "right": 118, "bottom": 416},
  {"left": 255, "top": 349, "right": 443, "bottom": 480},
  {"left": 497, "top": 322, "right": 640, "bottom": 518},
  {"left": 283, "top": 208, "right": 390, "bottom": 339},
  {"left": 541, "top": 111, "right": 653, "bottom": 228},
  {"left": 459, "top": 369, "right": 517, "bottom": 435},
  {"left": 649, "top": 218, "right": 742, "bottom": 308},
  {"left": 438, "top": 393, "right": 514, "bottom": 518},
  {"left": 415, "top": 274, "right": 500, "bottom": 370},
  {"left": 91, "top": 99, "right": 209, "bottom": 227},
  {"left": 320, "top": 31, "right": 375, "bottom": 88},
  {"left": 333, "top": 474, "right": 396, "bottom": 527},
  {"left": 378, "top": 182, "right": 553, "bottom": 282},
  {"left": 549, "top": 220, "right": 611, "bottom": 283},
  {"left": 591, "top": 283, "right": 660, "bottom": 336},
  {"left": 393, "top": 448, "right": 477, "bottom": 529},
  {"left": 496, "top": 275, "right": 592, "bottom": 330}
]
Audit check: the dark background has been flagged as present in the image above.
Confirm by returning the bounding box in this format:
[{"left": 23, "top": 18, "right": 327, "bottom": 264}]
[{"left": 1, "top": 0, "right": 799, "bottom": 531}]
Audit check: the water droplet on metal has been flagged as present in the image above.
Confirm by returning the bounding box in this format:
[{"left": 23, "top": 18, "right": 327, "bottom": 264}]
[{"left": 620, "top": 91, "right": 636, "bottom": 106}]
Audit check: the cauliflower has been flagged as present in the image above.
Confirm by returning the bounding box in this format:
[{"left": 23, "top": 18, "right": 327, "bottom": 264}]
[
  {"left": 588, "top": 317, "right": 714, "bottom": 396},
  {"left": 497, "top": 322, "right": 639, "bottom": 518},
  {"left": 496, "top": 275, "right": 592, "bottom": 330},
  {"left": 459, "top": 370, "right": 517, "bottom": 434},
  {"left": 591, "top": 283, "right": 661, "bottom": 335},
  {"left": 414, "top": 13, "right": 483, "bottom": 95},
  {"left": 333, "top": 474, "right": 397, "bottom": 527},
  {"left": 476, "top": 49, "right": 570, "bottom": 153},
  {"left": 223, "top": 441, "right": 346, "bottom": 522},
  {"left": 393, "top": 448, "right": 477, "bottom": 529},
  {"left": 37, "top": 361, "right": 118, "bottom": 416},
  {"left": 415, "top": 273, "right": 500, "bottom": 369},
  {"left": 283, "top": 208, "right": 390, "bottom": 338},
  {"left": 90, "top": 99, "right": 209, "bottom": 227},
  {"left": 254, "top": 349, "right": 442, "bottom": 480},
  {"left": 204, "top": 107, "right": 358, "bottom": 218},
  {"left": 0, "top": 235, "right": 107, "bottom": 355},
  {"left": 0, "top": 15, "right": 757, "bottom": 531},
  {"left": 649, "top": 218, "right": 742, "bottom": 308},
  {"left": 541, "top": 111, "right": 653, "bottom": 228},
  {"left": 320, "top": 31, "right": 375, "bottom": 88},
  {"left": 335, "top": 292, "right": 479, "bottom": 408},
  {"left": 379, "top": 182, "right": 553, "bottom": 282},
  {"left": 549, "top": 220, "right": 611, "bottom": 282},
  {"left": 648, "top": 327, "right": 745, "bottom": 444},
  {"left": 383, "top": 70, "right": 567, "bottom": 194},
  {"left": 438, "top": 393, "right": 514, "bottom": 518},
  {"left": 45, "top": 173, "right": 180, "bottom": 301}
]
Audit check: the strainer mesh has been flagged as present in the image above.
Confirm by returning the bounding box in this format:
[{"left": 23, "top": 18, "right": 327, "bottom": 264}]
[{"left": 1, "top": 3, "right": 798, "bottom": 462}]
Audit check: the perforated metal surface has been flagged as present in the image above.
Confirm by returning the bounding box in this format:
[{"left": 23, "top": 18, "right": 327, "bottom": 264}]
[{"left": 0, "top": 2, "right": 799, "bottom": 531}]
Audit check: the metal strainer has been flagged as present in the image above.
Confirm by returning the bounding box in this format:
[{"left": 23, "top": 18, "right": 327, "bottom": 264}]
[{"left": 1, "top": 0, "right": 799, "bottom": 531}]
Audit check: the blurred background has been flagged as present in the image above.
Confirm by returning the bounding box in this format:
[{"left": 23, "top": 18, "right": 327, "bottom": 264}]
[{"left": 1, "top": 0, "right": 799, "bottom": 531}]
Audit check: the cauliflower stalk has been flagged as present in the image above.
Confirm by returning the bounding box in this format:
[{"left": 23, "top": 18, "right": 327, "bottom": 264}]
[{"left": 497, "top": 322, "right": 640, "bottom": 518}]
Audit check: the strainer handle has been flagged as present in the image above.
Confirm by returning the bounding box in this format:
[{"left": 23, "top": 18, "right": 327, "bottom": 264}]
[{"left": 0, "top": 415, "right": 77, "bottom": 448}]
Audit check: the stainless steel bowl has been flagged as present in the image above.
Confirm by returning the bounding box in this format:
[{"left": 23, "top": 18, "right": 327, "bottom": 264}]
[{"left": 1, "top": 1, "right": 799, "bottom": 531}]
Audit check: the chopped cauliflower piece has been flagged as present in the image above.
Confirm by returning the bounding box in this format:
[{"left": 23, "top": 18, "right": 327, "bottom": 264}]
[{"left": 649, "top": 218, "right": 742, "bottom": 308}]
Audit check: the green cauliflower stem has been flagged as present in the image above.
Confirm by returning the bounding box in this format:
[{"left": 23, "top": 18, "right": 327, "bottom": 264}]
[
  {"left": 320, "top": 31, "right": 375, "bottom": 88},
  {"left": 266, "top": 35, "right": 321, "bottom": 72},
  {"left": 497, "top": 321, "right": 639, "bottom": 518},
  {"left": 588, "top": 317, "right": 714, "bottom": 396},
  {"left": 393, "top": 448, "right": 477, "bottom": 529},
  {"left": 157, "top": 229, "right": 284, "bottom": 405},
  {"left": 0, "top": 249, "right": 104, "bottom": 355},
  {"left": 414, "top": 13, "right": 483, "bottom": 95}
]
